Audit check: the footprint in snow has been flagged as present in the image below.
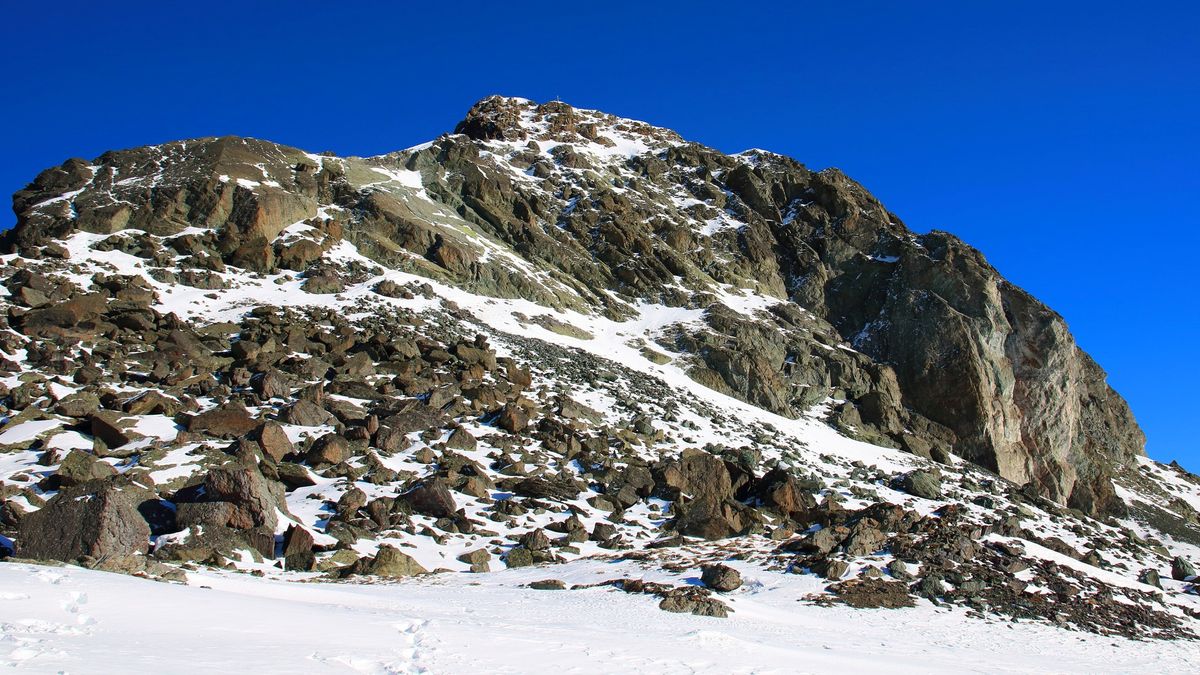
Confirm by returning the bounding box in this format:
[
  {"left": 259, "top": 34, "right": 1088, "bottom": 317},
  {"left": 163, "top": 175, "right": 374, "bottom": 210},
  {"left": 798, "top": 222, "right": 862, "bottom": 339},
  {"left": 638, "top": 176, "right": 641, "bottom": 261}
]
[{"left": 34, "top": 570, "right": 66, "bottom": 585}]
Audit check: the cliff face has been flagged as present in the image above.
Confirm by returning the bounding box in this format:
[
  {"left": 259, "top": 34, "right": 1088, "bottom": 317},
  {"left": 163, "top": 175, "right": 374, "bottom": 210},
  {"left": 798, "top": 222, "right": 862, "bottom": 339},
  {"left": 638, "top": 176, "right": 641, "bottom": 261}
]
[{"left": 6, "top": 96, "right": 1144, "bottom": 514}]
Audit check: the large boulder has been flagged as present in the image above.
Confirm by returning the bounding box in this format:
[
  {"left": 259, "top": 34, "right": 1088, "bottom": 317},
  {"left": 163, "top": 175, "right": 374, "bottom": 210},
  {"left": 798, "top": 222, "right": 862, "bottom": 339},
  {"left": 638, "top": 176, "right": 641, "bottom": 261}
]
[
  {"left": 203, "top": 463, "right": 290, "bottom": 531},
  {"left": 658, "top": 449, "right": 758, "bottom": 540},
  {"left": 744, "top": 468, "right": 815, "bottom": 520},
  {"left": 402, "top": 477, "right": 458, "bottom": 518},
  {"left": 364, "top": 544, "right": 427, "bottom": 577},
  {"left": 701, "top": 564, "right": 743, "bottom": 592},
  {"left": 55, "top": 450, "right": 117, "bottom": 487},
  {"left": 186, "top": 402, "right": 258, "bottom": 438},
  {"left": 16, "top": 480, "right": 152, "bottom": 562}
]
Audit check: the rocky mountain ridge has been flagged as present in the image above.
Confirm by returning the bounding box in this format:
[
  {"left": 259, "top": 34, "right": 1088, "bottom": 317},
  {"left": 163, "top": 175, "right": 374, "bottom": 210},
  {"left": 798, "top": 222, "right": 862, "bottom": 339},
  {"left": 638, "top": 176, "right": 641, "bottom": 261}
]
[{"left": 0, "top": 96, "right": 1197, "bottom": 640}]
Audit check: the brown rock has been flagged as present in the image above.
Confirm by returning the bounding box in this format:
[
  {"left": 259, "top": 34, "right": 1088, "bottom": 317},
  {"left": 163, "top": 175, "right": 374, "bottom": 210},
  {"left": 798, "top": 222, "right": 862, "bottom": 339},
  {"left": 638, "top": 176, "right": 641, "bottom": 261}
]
[
  {"left": 701, "top": 563, "right": 743, "bottom": 592},
  {"left": 306, "top": 434, "right": 350, "bottom": 465},
  {"left": 497, "top": 403, "right": 529, "bottom": 433},
  {"left": 403, "top": 477, "right": 457, "bottom": 518},
  {"left": 251, "top": 421, "right": 294, "bottom": 462},
  {"left": 204, "top": 464, "right": 289, "bottom": 530},
  {"left": 187, "top": 402, "right": 258, "bottom": 438}
]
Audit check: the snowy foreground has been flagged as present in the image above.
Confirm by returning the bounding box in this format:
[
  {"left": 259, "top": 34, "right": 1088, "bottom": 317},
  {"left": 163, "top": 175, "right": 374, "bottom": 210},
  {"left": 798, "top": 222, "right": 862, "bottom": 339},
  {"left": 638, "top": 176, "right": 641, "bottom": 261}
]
[{"left": 2, "top": 561, "right": 1196, "bottom": 674}]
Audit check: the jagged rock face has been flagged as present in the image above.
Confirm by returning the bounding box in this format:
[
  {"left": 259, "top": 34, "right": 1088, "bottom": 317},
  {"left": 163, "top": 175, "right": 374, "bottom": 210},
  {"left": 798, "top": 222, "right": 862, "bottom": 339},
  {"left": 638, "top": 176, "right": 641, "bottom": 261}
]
[{"left": 3, "top": 95, "right": 1143, "bottom": 514}]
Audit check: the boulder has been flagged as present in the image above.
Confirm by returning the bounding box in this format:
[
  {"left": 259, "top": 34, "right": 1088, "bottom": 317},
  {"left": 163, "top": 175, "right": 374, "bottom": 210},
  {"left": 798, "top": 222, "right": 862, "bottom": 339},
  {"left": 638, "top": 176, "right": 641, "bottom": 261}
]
[
  {"left": 403, "top": 478, "right": 457, "bottom": 518},
  {"left": 187, "top": 402, "right": 258, "bottom": 438},
  {"left": 203, "top": 463, "right": 290, "bottom": 530},
  {"left": 55, "top": 450, "right": 116, "bottom": 487},
  {"left": 896, "top": 469, "right": 943, "bottom": 500},
  {"left": 366, "top": 544, "right": 427, "bottom": 577},
  {"left": 1171, "top": 556, "right": 1196, "bottom": 581},
  {"left": 700, "top": 563, "right": 743, "bottom": 592},
  {"left": 17, "top": 480, "right": 152, "bottom": 562},
  {"left": 251, "top": 421, "right": 294, "bottom": 462}
]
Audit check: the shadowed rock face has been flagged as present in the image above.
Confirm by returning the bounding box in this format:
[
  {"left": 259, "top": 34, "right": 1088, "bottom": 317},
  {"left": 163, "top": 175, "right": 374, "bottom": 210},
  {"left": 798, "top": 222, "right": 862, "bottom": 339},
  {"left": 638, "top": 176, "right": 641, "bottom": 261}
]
[{"left": 3, "top": 95, "right": 1144, "bottom": 515}]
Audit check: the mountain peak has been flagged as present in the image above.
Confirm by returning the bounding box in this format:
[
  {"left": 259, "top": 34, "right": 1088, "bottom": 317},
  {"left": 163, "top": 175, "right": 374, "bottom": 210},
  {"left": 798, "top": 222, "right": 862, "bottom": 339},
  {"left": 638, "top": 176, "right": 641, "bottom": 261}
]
[{"left": 453, "top": 95, "right": 683, "bottom": 157}]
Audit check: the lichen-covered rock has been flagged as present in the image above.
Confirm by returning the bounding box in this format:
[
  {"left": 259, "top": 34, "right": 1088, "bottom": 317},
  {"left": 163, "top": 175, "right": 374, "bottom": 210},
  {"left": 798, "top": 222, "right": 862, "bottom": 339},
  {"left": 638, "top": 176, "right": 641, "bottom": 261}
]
[
  {"left": 897, "top": 470, "right": 943, "bottom": 500},
  {"left": 54, "top": 450, "right": 116, "bottom": 487},
  {"left": 363, "top": 544, "right": 427, "bottom": 577}
]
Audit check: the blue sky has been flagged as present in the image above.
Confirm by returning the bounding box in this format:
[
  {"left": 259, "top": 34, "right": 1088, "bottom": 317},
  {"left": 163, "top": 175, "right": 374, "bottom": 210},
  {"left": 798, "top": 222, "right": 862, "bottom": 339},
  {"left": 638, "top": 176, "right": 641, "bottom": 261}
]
[{"left": 3, "top": 2, "right": 1197, "bottom": 468}]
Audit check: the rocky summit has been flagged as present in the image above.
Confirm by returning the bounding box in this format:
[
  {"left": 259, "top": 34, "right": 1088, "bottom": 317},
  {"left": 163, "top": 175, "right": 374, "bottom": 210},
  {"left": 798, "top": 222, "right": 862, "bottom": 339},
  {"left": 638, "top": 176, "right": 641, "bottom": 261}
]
[{"left": 1, "top": 95, "right": 1199, "bottom": 640}]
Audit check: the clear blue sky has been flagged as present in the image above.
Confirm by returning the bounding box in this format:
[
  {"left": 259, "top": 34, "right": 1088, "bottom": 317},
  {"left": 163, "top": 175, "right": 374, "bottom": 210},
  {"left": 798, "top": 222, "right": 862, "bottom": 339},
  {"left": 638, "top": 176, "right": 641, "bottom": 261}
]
[{"left": 3, "top": 2, "right": 1197, "bottom": 468}]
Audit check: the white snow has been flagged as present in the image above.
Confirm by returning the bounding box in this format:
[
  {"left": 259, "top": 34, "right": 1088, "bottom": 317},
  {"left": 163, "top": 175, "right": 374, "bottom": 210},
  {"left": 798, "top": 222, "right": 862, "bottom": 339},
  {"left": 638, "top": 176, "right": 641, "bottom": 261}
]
[
  {"left": 1, "top": 562, "right": 1195, "bottom": 673},
  {"left": 368, "top": 166, "right": 425, "bottom": 190},
  {"left": 0, "top": 419, "right": 63, "bottom": 445}
]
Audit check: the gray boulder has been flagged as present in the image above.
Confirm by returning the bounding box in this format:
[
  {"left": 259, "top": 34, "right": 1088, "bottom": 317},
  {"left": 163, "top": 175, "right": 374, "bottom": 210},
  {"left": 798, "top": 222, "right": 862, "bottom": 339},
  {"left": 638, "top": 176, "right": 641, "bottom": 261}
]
[
  {"left": 17, "top": 480, "right": 152, "bottom": 562},
  {"left": 896, "top": 470, "right": 943, "bottom": 500}
]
